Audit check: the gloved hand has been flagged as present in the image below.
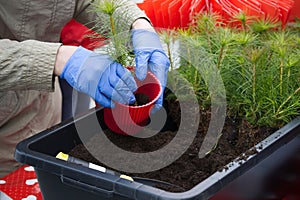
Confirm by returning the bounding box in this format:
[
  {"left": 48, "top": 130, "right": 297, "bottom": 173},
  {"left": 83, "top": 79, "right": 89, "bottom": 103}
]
[
  {"left": 131, "top": 29, "right": 170, "bottom": 112},
  {"left": 60, "top": 46, "right": 137, "bottom": 108}
]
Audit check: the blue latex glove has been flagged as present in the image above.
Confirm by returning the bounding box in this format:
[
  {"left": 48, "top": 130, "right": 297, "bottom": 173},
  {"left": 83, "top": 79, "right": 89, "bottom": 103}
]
[
  {"left": 60, "top": 46, "right": 137, "bottom": 108},
  {"left": 131, "top": 29, "right": 170, "bottom": 112}
]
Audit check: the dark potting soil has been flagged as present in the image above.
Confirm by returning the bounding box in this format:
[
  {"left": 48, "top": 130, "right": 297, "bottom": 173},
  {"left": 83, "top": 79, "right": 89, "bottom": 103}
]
[
  {"left": 130, "top": 93, "right": 150, "bottom": 106},
  {"left": 69, "top": 99, "right": 277, "bottom": 192}
]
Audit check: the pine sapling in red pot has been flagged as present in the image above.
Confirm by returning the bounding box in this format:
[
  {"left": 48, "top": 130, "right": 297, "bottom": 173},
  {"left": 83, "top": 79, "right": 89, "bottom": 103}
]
[{"left": 91, "top": 0, "right": 169, "bottom": 135}]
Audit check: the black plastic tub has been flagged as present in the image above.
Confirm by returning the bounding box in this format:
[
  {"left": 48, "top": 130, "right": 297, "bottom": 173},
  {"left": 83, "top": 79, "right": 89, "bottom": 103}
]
[{"left": 14, "top": 107, "right": 300, "bottom": 200}]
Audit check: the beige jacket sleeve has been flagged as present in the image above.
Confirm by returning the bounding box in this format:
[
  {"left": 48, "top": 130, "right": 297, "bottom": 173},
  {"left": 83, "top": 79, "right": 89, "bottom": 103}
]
[
  {"left": 0, "top": 40, "right": 61, "bottom": 91},
  {"left": 0, "top": 0, "right": 74, "bottom": 91},
  {"left": 0, "top": 0, "right": 148, "bottom": 92}
]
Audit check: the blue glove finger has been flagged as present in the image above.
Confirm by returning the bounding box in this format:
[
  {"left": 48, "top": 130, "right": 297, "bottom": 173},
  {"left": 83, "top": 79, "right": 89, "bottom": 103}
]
[
  {"left": 151, "top": 96, "right": 163, "bottom": 114},
  {"left": 108, "top": 63, "right": 136, "bottom": 104},
  {"left": 135, "top": 51, "right": 150, "bottom": 81},
  {"left": 95, "top": 89, "right": 114, "bottom": 108},
  {"left": 131, "top": 29, "right": 170, "bottom": 112},
  {"left": 116, "top": 65, "right": 137, "bottom": 92},
  {"left": 132, "top": 29, "right": 163, "bottom": 49},
  {"left": 98, "top": 79, "right": 129, "bottom": 105},
  {"left": 99, "top": 67, "right": 130, "bottom": 105},
  {"left": 99, "top": 63, "right": 136, "bottom": 105},
  {"left": 149, "top": 50, "right": 170, "bottom": 88},
  {"left": 132, "top": 29, "right": 163, "bottom": 81},
  {"left": 148, "top": 51, "right": 169, "bottom": 112}
]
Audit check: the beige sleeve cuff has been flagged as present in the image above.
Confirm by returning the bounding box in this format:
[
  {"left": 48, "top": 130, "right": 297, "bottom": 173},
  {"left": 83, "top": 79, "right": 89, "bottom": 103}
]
[
  {"left": 0, "top": 39, "right": 61, "bottom": 92},
  {"left": 113, "top": 0, "right": 150, "bottom": 33}
]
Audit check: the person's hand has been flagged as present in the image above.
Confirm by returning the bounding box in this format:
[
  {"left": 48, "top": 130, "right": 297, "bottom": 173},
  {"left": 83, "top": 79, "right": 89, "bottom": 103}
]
[
  {"left": 59, "top": 46, "right": 137, "bottom": 107},
  {"left": 131, "top": 28, "right": 170, "bottom": 112}
]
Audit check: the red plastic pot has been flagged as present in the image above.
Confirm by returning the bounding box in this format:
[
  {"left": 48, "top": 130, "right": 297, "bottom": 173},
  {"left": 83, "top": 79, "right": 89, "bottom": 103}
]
[{"left": 103, "top": 68, "right": 162, "bottom": 136}]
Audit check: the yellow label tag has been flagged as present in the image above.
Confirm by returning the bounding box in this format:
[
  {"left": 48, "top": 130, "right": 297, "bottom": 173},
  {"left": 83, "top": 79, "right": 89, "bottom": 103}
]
[{"left": 56, "top": 152, "right": 69, "bottom": 161}]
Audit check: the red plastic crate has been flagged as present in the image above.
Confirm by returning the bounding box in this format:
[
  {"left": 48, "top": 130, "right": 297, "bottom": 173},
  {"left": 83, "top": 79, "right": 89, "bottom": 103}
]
[
  {"left": 168, "top": 0, "right": 183, "bottom": 28},
  {"left": 161, "top": 0, "right": 175, "bottom": 28},
  {"left": 288, "top": 0, "right": 300, "bottom": 21},
  {"left": 259, "top": 0, "right": 281, "bottom": 21},
  {"left": 190, "top": 0, "right": 207, "bottom": 18},
  {"left": 180, "top": 0, "right": 193, "bottom": 27},
  {"left": 229, "top": 0, "right": 264, "bottom": 17},
  {"left": 210, "top": 0, "right": 232, "bottom": 21},
  {"left": 279, "top": 0, "right": 297, "bottom": 23},
  {"left": 137, "top": 0, "right": 158, "bottom": 27},
  {"left": 152, "top": 0, "right": 165, "bottom": 27}
]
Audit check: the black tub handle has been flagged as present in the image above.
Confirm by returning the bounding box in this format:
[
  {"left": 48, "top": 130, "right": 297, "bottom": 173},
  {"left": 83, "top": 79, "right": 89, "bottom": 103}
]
[{"left": 61, "top": 175, "right": 114, "bottom": 198}]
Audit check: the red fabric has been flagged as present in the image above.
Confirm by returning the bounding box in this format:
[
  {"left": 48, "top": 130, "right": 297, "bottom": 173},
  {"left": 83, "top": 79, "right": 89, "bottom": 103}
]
[{"left": 60, "top": 19, "right": 106, "bottom": 50}]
